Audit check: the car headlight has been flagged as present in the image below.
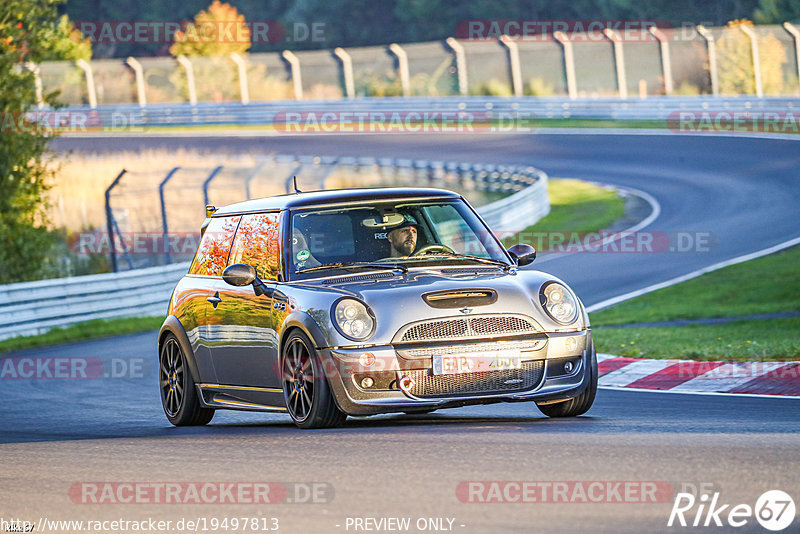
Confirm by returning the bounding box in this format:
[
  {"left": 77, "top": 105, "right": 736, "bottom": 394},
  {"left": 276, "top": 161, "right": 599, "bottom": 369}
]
[
  {"left": 540, "top": 282, "right": 579, "bottom": 325},
  {"left": 333, "top": 298, "right": 375, "bottom": 341}
]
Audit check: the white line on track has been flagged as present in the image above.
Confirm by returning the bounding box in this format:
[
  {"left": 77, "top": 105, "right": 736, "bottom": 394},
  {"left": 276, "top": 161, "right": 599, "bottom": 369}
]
[
  {"left": 587, "top": 236, "right": 800, "bottom": 312},
  {"left": 534, "top": 182, "right": 661, "bottom": 265},
  {"left": 598, "top": 385, "right": 800, "bottom": 400}
]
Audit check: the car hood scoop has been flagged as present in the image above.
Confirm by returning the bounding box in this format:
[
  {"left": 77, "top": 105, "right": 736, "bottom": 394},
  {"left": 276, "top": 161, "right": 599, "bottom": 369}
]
[{"left": 422, "top": 288, "right": 498, "bottom": 309}]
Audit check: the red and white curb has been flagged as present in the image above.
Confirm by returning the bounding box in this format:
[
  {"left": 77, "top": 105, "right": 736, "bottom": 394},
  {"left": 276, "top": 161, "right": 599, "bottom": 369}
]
[{"left": 597, "top": 354, "right": 800, "bottom": 397}]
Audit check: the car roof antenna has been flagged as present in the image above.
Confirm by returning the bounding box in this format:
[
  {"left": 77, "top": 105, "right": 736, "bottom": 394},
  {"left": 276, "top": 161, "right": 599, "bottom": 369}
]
[{"left": 293, "top": 176, "right": 302, "bottom": 194}]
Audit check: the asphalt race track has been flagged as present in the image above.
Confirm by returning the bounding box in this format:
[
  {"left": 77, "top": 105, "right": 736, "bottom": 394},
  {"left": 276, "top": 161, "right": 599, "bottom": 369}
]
[{"left": 2, "top": 131, "right": 798, "bottom": 533}]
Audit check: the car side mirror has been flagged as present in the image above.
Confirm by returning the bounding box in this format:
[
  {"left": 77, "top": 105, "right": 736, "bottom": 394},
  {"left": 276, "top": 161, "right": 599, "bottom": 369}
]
[
  {"left": 507, "top": 244, "right": 536, "bottom": 266},
  {"left": 223, "top": 263, "right": 256, "bottom": 286}
]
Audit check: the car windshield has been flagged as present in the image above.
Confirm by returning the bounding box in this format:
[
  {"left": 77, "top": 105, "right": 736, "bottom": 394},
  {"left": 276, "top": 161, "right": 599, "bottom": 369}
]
[{"left": 289, "top": 199, "right": 510, "bottom": 278}]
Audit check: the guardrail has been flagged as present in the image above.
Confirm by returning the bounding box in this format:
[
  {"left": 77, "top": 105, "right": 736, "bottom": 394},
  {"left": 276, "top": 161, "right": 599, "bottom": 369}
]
[
  {"left": 0, "top": 262, "right": 190, "bottom": 341},
  {"left": 1, "top": 159, "right": 549, "bottom": 341},
  {"left": 52, "top": 95, "right": 800, "bottom": 130}
]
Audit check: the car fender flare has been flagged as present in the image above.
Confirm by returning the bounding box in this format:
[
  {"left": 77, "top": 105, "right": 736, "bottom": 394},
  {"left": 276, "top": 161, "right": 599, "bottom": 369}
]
[
  {"left": 158, "top": 315, "right": 202, "bottom": 385},
  {"left": 279, "top": 311, "right": 330, "bottom": 352}
]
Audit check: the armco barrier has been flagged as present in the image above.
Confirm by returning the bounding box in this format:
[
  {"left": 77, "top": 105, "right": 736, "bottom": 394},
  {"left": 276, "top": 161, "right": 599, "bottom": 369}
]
[
  {"left": 45, "top": 95, "right": 800, "bottom": 130},
  {"left": 1, "top": 165, "right": 549, "bottom": 341},
  {"left": 0, "top": 262, "right": 190, "bottom": 341}
]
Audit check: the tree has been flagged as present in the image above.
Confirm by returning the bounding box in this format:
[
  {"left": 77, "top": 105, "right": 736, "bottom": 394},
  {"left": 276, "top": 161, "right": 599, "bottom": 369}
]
[
  {"left": 0, "top": 0, "right": 91, "bottom": 283},
  {"left": 717, "top": 19, "right": 787, "bottom": 95},
  {"left": 170, "top": 0, "right": 251, "bottom": 57},
  {"left": 754, "top": 0, "right": 800, "bottom": 24}
]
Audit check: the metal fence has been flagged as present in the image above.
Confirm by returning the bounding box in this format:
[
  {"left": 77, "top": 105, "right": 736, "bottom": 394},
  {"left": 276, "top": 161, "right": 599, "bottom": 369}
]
[
  {"left": 104, "top": 155, "right": 548, "bottom": 271},
  {"left": 28, "top": 23, "right": 800, "bottom": 109}
]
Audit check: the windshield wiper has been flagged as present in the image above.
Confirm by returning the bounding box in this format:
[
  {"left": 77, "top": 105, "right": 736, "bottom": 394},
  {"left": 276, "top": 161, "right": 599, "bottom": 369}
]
[
  {"left": 296, "top": 262, "right": 408, "bottom": 274},
  {"left": 415, "top": 253, "right": 513, "bottom": 271}
]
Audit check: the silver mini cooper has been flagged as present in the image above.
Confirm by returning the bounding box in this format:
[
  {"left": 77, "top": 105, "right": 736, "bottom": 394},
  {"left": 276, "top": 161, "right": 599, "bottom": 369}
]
[{"left": 159, "top": 187, "right": 596, "bottom": 428}]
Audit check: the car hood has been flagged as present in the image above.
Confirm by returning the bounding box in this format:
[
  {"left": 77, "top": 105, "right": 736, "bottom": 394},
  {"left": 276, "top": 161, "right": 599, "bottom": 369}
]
[{"left": 296, "top": 267, "right": 583, "bottom": 341}]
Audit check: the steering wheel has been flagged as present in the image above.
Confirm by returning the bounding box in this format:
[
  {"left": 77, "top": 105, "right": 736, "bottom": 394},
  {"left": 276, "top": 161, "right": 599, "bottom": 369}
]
[{"left": 411, "top": 244, "right": 455, "bottom": 257}]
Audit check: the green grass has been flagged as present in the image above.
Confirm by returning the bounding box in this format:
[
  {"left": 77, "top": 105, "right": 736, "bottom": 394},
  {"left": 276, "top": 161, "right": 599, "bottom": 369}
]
[
  {"left": 503, "top": 178, "right": 626, "bottom": 250},
  {"left": 0, "top": 316, "right": 164, "bottom": 354},
  {"left": 591, "top": 245, "right": 800, "bottom": 326},
  {"left": 593, "top": 317, "right": 800, "bottom": 362},
  {"left": 591, "top": 245, "right": 800, "bottom": 361}
]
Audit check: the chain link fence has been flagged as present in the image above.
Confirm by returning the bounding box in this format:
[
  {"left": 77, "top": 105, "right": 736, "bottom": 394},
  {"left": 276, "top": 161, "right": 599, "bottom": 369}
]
[
  {"left": 30, "top": 24, "right": 800, "bottom": 108},
  {"left": 104, "top": 155, "right": 546, "bottom": 271}
]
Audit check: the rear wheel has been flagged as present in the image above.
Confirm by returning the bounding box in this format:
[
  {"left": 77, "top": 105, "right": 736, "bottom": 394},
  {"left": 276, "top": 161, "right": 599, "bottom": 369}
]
[
  {"left": 159, "top": 334, "right": 214, "bottom": 426},
  {"left": 537, "top": 345, "right": 597, "bottom": 418},
  {"left": 282, "top": 330, "right": 347, "bottom": 429}
]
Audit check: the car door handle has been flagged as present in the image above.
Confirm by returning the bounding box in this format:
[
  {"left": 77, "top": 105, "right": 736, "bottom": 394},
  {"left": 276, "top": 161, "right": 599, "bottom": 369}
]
[{"left": 207, "top": 292, "right": 222, "bottom": 308}]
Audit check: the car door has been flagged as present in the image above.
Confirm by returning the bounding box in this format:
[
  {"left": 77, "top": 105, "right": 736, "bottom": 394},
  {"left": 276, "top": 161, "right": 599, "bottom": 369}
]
[
  {"left": 185, "top": 215, "right": 241, "bottom": 384},
  {"left": 207, "top": 211, "right": 283, "bottom": 390}
]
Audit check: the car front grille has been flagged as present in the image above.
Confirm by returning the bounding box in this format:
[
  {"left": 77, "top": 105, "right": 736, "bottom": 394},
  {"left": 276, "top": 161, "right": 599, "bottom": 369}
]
[
  {"left": 397, "top": 314, "right": 539, "bottom": 342},
  {"left": 397, "top": 339, "right": 546, "bottom": 359},
  {"left": 404, "top": 360, "right": 545, "bottom": 398}
]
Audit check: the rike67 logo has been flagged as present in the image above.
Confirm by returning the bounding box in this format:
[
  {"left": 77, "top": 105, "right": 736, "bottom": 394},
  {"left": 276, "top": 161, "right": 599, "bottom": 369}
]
[{"left": 668, "top": 490, "right": 795, "bottom": 531}]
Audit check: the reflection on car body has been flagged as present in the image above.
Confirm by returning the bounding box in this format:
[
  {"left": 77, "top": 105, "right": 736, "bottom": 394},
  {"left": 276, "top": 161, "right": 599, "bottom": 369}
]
[{"left": 158, "top": 188, "right": 596, "bottom": 429}]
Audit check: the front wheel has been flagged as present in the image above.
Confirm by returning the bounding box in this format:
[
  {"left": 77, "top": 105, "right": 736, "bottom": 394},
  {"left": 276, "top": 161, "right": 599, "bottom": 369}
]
[
  {"left": 159, "top": 334, "right": 215, "bottom": 426},
  {"left": 282, "top": 330, "right": 347, "bottom": 429},
  {"left": 537, "top": 346, "right": 597, "bottom": 418}
]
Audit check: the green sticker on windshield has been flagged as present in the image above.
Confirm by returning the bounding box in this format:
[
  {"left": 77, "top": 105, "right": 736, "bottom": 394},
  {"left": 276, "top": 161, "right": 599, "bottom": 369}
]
[{"left": 296, "top": 250, "right": 310, "bottom": 261}]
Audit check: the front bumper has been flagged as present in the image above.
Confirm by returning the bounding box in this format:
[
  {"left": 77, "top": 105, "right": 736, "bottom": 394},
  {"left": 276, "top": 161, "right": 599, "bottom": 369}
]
[{"left": 323, "top": 330, "right": 594, "bottom": 416}]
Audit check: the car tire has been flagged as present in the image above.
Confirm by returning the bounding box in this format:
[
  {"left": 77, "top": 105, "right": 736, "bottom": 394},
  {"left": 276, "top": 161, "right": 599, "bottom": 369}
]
[
  {"left": 537, "top": 344, "right": 597, "bottom": 418},
  {"left": 282, "top": 330, "right": 347, "bottom": 429},
  {"left": 159, "top": 333, "right": 215, "bottom": 426}
]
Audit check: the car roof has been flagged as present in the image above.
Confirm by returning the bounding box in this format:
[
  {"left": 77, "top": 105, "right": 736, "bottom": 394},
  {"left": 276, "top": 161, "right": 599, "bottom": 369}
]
[{"left": 212, "top": 187, "right": 462, "bottom": 216}]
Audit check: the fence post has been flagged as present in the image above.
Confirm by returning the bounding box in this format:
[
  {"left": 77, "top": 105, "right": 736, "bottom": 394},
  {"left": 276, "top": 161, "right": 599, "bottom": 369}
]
[
  {"left": 104, "top": 169, "right": 127, "bottom": 272},
  {"left": 784, "top": 23, "right": 800, "bottom": 93},
  {"left": 445, "top": 37, "right": 469, "bottom": 96},
  {"left": 553, "top": 32, "right": 577, "bottom": 99},
  {"left": 159, "top": 167, "right": 181, "bottom": 265},
  {"left": 648, "top": 26, "right": 674, "bottom": 95},
  {"left": 603, "top": 28, "right": 628, "bottom": 98},
  {"left": 696, "top": 25, "right": 719, "bottom": 96},
  {"left": 388, "top": 43, "right": 410, "bottom": 96},
  {"left": 229, "top": 53, "right": 250, "bottom": 104},
  {"left": 125, "top": 57, "right": 147, "bottom": 107},
  {"left": 23, "top": 62, "right": 45, "bottom": 108},
  {"left": 333, "top": 47, "right": 355, "bottom": 98},
  {"left": 75, "top": 59, "right": 97, "bottom": 108},
  {"left": 281, "top": 50, "right": 304, "bottom": 100},
  {"left": 202, "top": 166, "right": 224, "bottom": 206},
  {"left": 499, "top": 35, "right": 523, "bottom": 97},
  {"left": 176, "top": 55, "right": 197, "bottom": 105},
  {"left": 739, "top": 25, "right": 763, "bottom": 97}
]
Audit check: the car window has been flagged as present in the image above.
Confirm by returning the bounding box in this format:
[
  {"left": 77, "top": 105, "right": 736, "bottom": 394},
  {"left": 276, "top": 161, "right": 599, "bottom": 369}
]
[
  {"left": 189, "top": 216, "right": 241, "bottom": 276},
  {"left": 228, "top": 212, "right": 282, "bottom": 281},
  {"left": 422, "top": 204, "right": 495, "bottom": 257},
  {"left": 290, "top": 200, "right": 509, "bottom": 278}
]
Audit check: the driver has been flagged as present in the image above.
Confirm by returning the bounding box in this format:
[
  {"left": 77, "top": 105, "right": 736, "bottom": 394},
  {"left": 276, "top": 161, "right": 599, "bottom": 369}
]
[{"left": 387, "top": 214, "right": 418, "bottom": 257}]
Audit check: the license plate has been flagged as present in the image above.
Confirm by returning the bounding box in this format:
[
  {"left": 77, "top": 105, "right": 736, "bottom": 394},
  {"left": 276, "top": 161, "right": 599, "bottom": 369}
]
[{"left": 432, "top": 350, "right": 522, "bottom": 375}]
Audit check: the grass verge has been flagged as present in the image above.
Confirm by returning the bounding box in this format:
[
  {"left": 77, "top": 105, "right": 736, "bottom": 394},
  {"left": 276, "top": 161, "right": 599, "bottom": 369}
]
[
  {"left": 0, "top": 316, "right": 164, "bottom": 354},
  {"left": 591, "top": 245, "right": 800, "bottom": 361},
  {"left": 502, "top": 178, "right": 626, "bottom": 250}
]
